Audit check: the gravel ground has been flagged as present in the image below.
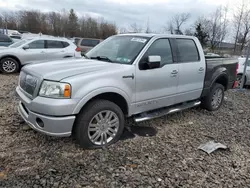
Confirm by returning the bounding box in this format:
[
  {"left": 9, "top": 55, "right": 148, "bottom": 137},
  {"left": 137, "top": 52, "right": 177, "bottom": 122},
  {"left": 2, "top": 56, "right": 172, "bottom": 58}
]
[{"left": 1, "top": 74, "right": 250, "bottom": 188}]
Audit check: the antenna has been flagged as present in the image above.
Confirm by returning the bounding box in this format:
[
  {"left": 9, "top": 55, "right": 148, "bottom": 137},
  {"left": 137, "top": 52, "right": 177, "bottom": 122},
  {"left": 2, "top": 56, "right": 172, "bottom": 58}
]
[{"left": 146, "top": 16, "right": 150, "bottom": 33}]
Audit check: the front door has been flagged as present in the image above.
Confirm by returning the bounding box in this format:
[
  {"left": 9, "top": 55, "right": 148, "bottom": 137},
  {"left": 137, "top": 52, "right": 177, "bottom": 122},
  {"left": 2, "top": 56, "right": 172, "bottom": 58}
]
[
  {"left": 135, "top": 38, "right": 179, "bottom": 114},
  {"left": 175, "top": 38, "right": 206, "bottom": 104}
]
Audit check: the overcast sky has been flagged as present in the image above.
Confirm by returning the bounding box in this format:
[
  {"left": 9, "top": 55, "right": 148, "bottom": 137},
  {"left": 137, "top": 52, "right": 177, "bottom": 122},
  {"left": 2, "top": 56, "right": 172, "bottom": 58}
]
[{"left": 0, "top": 0, "right": 238, "bottom": 32}]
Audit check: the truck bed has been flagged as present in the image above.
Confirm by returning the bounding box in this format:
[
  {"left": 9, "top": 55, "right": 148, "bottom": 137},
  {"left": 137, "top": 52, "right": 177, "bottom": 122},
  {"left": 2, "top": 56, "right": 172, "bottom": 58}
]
[{"left": 202, "top": 57, "right": 238, "bottom": 97}]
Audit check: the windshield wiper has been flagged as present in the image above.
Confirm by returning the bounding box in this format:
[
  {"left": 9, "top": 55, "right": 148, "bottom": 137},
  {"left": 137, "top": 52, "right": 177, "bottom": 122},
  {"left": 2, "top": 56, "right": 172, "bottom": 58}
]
[{"left": 90, "top": 56, "right": 113, "bottom": 62}]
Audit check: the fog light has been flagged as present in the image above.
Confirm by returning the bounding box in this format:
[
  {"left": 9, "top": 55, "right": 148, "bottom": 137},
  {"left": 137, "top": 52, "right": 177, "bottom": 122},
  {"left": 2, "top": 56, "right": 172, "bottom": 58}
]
[{"left": 36, "top": 118, "right": 44, "bottom": 128}]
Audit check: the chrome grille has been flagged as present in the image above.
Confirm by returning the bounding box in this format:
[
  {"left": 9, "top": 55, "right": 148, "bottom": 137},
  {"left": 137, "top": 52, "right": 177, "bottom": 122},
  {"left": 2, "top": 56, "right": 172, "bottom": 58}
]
[{"left": 19, "top": 71, "right": 38, "bottom": 96}]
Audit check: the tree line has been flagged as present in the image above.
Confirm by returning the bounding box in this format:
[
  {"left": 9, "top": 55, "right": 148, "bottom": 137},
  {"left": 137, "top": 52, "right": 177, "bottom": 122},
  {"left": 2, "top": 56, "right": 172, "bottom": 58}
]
[
  {"left": 1, "top": 1, "right": 250, "bottom": 54},
  {"left": 122, "top": 0, "right": 250, "bottom": 53},
  {"left": 0, "top": 9, "right": 117, "bottom": 39}
]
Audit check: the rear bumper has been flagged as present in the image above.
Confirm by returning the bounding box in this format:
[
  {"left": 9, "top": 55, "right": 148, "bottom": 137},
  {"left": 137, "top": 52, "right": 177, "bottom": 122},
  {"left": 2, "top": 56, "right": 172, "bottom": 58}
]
[{"left": 18, "top": 101, "right": 75, "bottom": 137}]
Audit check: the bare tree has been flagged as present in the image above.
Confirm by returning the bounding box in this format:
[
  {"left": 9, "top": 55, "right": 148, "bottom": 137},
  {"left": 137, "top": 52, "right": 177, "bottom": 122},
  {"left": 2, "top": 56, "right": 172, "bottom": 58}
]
[
  {"left": 130, "top": 23, "right": 142, "bottom": 33},
  {"left": 165, "top": 13, "right": 191, "bottom": 34},
  {"left": 0, "top": 9, "right": 117, "bottom": 38},
  {"left": 233, "top": 1, "right": 246, "bottom": 52},
  {"left": 239, "top": 10, "right": 250, "bottom": 51},
  {"left": 218, "top": 5, "right": 229, "bottom": 49}
]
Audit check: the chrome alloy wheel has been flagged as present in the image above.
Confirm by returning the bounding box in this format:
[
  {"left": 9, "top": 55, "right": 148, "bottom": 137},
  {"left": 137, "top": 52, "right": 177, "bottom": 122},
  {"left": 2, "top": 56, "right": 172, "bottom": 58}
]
[
  {"left": 2, "top": 60, "right": 16, "bottom": 73},
  {"left": 88, "top": 110, "right": 119, "bottom": 146},
  {"left": 211, "top": 88, "right": 223, "bottom": 109}
]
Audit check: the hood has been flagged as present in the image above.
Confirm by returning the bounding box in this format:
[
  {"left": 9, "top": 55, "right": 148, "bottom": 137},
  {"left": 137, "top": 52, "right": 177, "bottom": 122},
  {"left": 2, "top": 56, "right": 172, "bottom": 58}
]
[{"left": 22, "top": 58, "right": 124, "bottom": 81}]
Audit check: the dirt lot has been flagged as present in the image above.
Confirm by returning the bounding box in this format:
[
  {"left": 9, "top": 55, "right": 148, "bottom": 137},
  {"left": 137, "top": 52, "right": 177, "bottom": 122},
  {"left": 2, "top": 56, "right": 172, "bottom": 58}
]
[{"left": 1, "top": 74, "right": 250, "bottom": 188}]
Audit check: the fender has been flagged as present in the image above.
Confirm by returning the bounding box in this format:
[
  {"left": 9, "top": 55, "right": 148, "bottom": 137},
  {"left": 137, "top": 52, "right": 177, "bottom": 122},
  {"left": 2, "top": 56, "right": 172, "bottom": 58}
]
[
  {"left": 73, "top": 87, "right": 131, "bottom": 115},
  {"left": 201, "top": 67, "right": 228, "bottom": 97},
  {"left": 209, "top": 66, "right": 228, "bottom": 87}
]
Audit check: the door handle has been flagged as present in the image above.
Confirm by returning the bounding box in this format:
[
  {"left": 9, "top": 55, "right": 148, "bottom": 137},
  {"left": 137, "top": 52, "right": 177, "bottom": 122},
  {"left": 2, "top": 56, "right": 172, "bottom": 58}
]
[
  {"left": 199, "top": 67, "right": 204, "bottom": 71},
  {"left": 61, "top": 51, "right": 65, "bottom": 52},
  {"left": 41, "top": 51, "right": 45, "bottom": 53},
  {"left": 171, "top": 70, "right": 178, "bottom": 74}
]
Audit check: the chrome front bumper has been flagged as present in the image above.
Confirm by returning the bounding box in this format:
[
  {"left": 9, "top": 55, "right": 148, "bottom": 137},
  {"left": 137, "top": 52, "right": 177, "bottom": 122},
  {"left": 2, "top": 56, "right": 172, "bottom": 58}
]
[{"left": 18, "top": 101, "right": 75, "bottom": 137}]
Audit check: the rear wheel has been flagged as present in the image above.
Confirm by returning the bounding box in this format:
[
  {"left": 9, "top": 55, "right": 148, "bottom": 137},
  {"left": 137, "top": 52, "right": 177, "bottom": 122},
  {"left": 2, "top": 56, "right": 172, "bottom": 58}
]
[
  {"left": 201, "top": 83, "right": 225, "bottom": 111},
  {"left": 0, "top": 57, "right": 20, "bottom": 74},
  {"left": 74, "top": 100, "right": 125, "bottom": 149},
  {"left": 236, "top": 74, "right": 246, "bottom": 88}
]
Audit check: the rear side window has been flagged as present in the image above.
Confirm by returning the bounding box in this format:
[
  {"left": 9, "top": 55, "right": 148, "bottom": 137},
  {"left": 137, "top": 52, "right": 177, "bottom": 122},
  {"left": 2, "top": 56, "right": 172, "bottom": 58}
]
[
  {"left": 0, "top": 35, "right": 12, "bottom": 42},
  {"left": 29, "top": 40, "right": 45, "bottom": 49},
  {"left": 62, "top": 41, "right": 70, "bottom": 47},
  {"left": 80, "top": 39, "right": 100, "bottom": 47},
  {"left": 47, "top": 40, "right": 64, "bottom": 48},
  {"left": 176, "top": 39, "right": 200, "bottom": 62}
]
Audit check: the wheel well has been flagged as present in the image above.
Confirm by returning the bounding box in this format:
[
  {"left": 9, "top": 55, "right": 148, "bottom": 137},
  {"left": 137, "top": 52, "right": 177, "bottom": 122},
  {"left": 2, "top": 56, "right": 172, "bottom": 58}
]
[
  {"left": 215, "top": 75, "right": 228, "bottom": 90},
  {"left": 0, "top": 55, "right": 21, "bottom": 68},
  {"left": 87, "top": 92, "right": 128, "bottom": 115}
]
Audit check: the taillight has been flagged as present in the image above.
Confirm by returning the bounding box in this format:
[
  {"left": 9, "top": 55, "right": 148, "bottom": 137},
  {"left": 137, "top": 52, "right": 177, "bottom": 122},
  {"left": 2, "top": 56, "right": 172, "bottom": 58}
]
[
  {"left": 75, "top": 47, "right": 81, "bottom": 52},
  {"left": 236, "top": 63, "right": 239, "bottom": 75}
]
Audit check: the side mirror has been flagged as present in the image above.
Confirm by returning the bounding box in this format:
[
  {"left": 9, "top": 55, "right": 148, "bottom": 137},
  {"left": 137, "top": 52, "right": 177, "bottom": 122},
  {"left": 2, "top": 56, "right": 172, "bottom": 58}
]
[
  {"left": 23, "top": 44, "right": 29, "bottom": 50},
  {"left": 147, "top": 55, "right": 161, "bottom": 69}
]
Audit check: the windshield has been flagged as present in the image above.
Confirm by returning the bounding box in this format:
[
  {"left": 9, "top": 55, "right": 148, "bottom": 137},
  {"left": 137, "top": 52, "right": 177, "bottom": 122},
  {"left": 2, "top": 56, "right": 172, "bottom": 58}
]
[
  {"left": 9, "top": 39, "right": 30, "bottom": 48},
  {"left": 86, "top": 35, "right": 150, "bottom": 64}
]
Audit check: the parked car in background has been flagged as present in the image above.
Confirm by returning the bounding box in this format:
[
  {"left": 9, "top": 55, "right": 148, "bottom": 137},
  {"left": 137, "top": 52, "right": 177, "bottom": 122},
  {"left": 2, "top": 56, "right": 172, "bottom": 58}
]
[
  {"left": 205, "top": 52, "right": 220, "bottom": 57},
  {"left": 16, "top": 33, "right": 238, "bottom": 149},
  {"left": 9, "top": 35, "right": 22, "bottom": 40},
  {"left": 0, "top": 37, "right": 81, "bottom": 73},
  {"left": 237, "top": 57, "right": 250, "bottom": 87},
  {"left": 0, "top": 34, "right": 14, "bottom": 47},
  {"left": 76, "top": 38, "right": 103, "bottom": 53}
]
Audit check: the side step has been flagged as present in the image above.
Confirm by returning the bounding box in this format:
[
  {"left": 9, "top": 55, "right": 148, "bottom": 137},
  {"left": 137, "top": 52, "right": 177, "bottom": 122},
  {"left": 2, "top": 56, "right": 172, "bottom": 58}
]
[{"left": 134, "top": 100, "right": 201, "bottom": 122}]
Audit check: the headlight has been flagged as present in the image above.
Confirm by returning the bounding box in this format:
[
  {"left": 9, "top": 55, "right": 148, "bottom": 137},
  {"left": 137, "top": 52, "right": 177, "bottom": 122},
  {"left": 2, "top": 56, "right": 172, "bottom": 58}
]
[{"left": 39, "top": 80, "right": 71, "bottom": 98}]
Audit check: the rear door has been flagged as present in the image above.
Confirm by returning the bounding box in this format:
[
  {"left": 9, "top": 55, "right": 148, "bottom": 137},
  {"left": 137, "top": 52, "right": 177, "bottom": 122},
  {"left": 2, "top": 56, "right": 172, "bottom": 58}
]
[
  {"left": 135, "top": 38, "right": 179, "bottom": 113},
  {"left": 175, "top": 38, "right": 206, "bottom": 103},
  {"left": 22, "top": 40, "right": 46, "bottom": 64},
  {"left": 45, "top": 40, "right": 71, "bottom": 61}
]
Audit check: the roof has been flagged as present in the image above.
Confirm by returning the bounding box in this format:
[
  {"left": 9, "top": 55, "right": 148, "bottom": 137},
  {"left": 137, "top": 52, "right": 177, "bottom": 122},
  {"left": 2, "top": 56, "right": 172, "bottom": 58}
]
[
  {"left": 23, "top": 36, "right": 70, "bottom": 41},
  {"left": 117, "top": 33, "right": 197, "bottom": 39}
]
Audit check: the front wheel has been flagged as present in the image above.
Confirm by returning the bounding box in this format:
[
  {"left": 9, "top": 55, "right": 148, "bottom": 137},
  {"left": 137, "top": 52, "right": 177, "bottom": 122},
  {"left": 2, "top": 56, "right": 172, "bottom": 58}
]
[
  {"left": 0, "top": 57, "right": 20, "bottom": 74},
  {"left": 201, "top": 83, "right": 225, "bottom": 111},
  {"left": 74, "top": 100, "right": 125, "bottom": 149}
]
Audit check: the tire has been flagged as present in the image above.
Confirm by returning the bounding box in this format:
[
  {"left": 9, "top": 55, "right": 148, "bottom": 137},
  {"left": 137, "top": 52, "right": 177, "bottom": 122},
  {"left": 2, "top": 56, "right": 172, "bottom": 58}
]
[
  {"left": 201, "top": 83, "right": 225, "bottom": 111},
  {"left": 236, "top": 74, "right": 246, "bottom": 88},
  {"left": 74, "top": 99, "right": 125, "bottom": 149},
  {"left": 0, "top": 57, "right": 20, "bottom": 74}
]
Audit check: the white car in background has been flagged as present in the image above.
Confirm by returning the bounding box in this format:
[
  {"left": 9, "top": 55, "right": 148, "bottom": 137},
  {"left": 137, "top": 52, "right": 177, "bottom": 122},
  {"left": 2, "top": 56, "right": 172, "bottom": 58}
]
[
  {"left": 0, "top": 37, "right": 81, "bottom": 73},
  {"left": 237, "top": 57, "right": 250, "bottom": 87}
]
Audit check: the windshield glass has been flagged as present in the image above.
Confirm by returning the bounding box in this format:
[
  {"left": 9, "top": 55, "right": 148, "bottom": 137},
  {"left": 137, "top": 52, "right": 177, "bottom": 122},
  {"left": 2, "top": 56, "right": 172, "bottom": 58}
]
[
  {"left": 9, "top": 39, "right": 30, "bottom": 48},
  {"left": 86, "top": 35, "right": 150, "bottom": 64}
]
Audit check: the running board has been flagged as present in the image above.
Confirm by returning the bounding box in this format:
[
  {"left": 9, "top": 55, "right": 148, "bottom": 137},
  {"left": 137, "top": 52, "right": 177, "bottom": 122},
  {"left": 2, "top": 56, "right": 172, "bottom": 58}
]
[{"left": 134, "top": 101, "right": 201, "bottom": 123}]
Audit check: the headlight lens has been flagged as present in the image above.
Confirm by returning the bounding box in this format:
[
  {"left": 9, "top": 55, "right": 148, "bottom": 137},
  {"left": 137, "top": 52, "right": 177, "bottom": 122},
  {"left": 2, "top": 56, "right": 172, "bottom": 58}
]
[{"left": 39, "top": 81, "right": 71, "bottom": 98}]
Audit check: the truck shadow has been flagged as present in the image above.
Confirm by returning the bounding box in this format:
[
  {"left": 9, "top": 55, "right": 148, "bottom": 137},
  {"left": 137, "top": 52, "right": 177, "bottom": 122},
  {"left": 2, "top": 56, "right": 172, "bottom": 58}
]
[{"left": 120, "top": 126, "right": 157, "bottom": 141}]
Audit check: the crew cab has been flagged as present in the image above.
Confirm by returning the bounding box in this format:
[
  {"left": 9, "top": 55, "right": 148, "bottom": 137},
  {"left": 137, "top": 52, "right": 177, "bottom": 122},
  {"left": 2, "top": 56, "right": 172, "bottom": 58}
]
[{"left": 16, "top": 34, "right": 238, "bottom": 149}]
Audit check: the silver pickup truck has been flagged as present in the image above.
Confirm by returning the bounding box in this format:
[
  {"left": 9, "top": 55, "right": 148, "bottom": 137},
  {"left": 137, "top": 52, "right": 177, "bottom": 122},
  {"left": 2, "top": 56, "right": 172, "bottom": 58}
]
[{"left": 16, "top": 34, "right": 238, "bottom": 149}]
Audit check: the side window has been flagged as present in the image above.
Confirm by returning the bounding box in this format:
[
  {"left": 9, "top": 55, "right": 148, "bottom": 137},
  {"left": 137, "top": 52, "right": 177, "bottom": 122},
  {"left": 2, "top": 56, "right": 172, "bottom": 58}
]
[
  {"left": 141, "top": 39, "right": 173, "bottom": 68},
  {"left": 80, "top": 39, "right": 100, "bottom": 47},
  {"left": 62, "top": 41, "right": 70, "bottom": 47},
  {"left": 248, "top": 60, "right": 250, "bottom": 66},
  {"left": 28, "top": 40, "right": 45, "bottom": 49},
  {"left": 0, "top": 35, "right": 12, "bottom": 42},
  {"left": 176, "top": 39, "right": 200, "bottom": 62},
  {"left": 47, "top": 40, "right": 64, "bottom": 48}
]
